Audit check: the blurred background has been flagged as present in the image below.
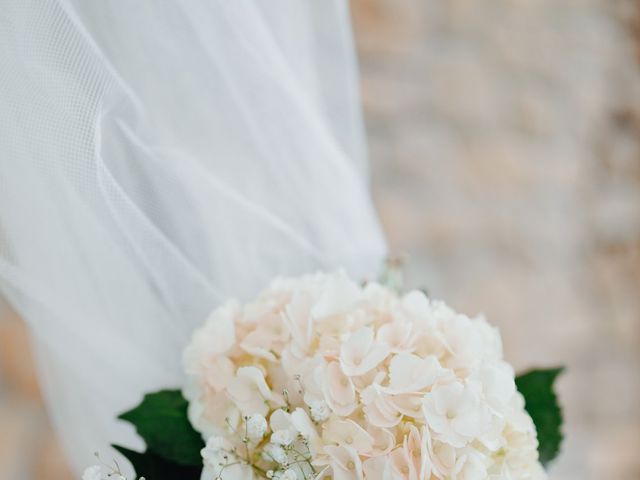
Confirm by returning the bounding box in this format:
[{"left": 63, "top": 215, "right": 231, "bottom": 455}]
[{"left": 2, "top": 1, "right": 640, "bottom": 478}]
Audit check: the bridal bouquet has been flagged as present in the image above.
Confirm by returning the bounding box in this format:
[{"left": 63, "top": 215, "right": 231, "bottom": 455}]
[{"left": 85, "top": 271, "right": 563, "bottom": 480}]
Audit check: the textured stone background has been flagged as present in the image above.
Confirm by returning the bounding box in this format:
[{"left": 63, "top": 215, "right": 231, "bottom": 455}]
[{"left": 1, "top": 1, "right": 640, "bottom": 478}]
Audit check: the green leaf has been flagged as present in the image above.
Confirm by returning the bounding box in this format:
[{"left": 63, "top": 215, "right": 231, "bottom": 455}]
[
  {"left": 515, "top": 367, "right": 565, "bottom": 467},
  {"left": 118, "top": 389, "right": 204, "bottom": 466},
  {"left": 112, "top": 445, "right": 202, "bottom": 480}
]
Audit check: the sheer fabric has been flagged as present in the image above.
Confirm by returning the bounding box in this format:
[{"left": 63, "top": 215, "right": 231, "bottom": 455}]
[{"left": 0, "top": 0, "right": 386, "bottom": 473}]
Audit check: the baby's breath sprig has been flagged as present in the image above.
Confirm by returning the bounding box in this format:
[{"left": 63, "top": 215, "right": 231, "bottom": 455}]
[{"left": 82, "top": 452, "right": 145, "bottom": 480}]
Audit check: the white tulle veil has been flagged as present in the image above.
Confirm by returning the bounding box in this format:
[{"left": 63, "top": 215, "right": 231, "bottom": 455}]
[{"left": 0, "top": 0, "right": 386, "bottom": 473}]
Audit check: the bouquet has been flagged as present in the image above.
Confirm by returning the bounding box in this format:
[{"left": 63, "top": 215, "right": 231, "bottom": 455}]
[{"left": 85, "top": 271, "right": 563, "bottom": 480}]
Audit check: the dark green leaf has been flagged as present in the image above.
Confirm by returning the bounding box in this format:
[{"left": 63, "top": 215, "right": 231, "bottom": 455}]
[
  {"left": 112, "top": 445, "right": 202, "bottom": 480},
  {"left": 118, "top": 390, "right": 204, "bottom": 466},
  {"left": 515, "top": 367, "right": 564, "bottom": 466}
]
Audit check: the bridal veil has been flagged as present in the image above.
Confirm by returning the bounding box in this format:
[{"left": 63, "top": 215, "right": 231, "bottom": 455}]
[{"left": 0, "top": 0, "right": 385, "bottom": 473}]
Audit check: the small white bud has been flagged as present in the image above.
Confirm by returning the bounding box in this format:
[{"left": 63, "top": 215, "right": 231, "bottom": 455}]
[
  {"left": 308, "top": 399, "right": 330, "bottom": 423},
  {"left": 200, "top": 436, "right": 227, "bottom": 465},
  {"left": 271, "top": 429, "right": 294, "bottom": 446},
  {"left": 82, "top": 466, "right": 103, "bottom": 480},
  {"left": 263, "top": 443, "right": 288, "bottom": 465},
  {"left": 246, "top": 413, "right": 268, "bottom": 441}
]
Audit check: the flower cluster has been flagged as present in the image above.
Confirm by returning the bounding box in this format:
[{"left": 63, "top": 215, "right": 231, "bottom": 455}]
[{"left": 183, "top": 272, "right": 545, "bottom": 480}]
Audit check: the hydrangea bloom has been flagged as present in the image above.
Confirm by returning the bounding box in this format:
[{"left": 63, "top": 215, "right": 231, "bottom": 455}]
[{"left": 183, "top": 272, "right": 545, "bottom": 480}]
